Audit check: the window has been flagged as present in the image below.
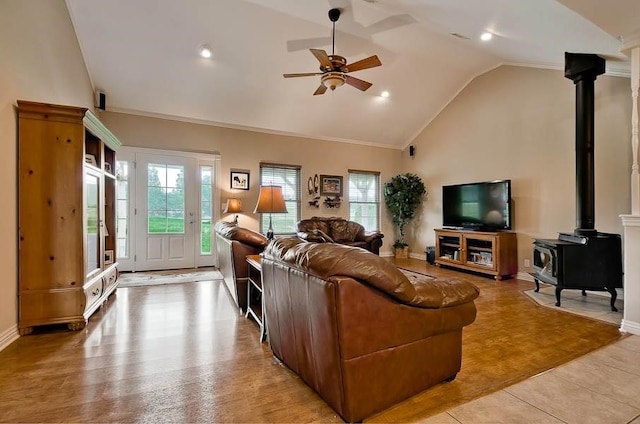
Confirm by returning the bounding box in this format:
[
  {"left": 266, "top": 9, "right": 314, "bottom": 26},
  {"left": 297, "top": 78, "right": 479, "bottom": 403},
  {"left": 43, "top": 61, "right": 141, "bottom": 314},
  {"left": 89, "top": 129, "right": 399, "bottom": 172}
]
[
  {"left": 200, "top": 165, "right": 213, "bottom": 255},
  {"left": 348, "top": 170, "right": 380, "bottom": 231},
  {"left": 115, "top": 160, "right": 129, "bottom": 259},
  {"left": 259, "top": 163, "right": 301, "bottom": 235}
]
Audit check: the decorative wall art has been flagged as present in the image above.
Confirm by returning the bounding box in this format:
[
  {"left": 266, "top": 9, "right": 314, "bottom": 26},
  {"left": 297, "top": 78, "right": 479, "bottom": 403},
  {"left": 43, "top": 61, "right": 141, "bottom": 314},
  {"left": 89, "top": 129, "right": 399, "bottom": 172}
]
[
  {"left": 308, "top": 174, "right": 320, "bottom": 208},
  {"left": 230, "top": 171, "right": 250, "bottom": 190},
  {"left": 319, "top": 175, "right": 343, "bottom": 196}
]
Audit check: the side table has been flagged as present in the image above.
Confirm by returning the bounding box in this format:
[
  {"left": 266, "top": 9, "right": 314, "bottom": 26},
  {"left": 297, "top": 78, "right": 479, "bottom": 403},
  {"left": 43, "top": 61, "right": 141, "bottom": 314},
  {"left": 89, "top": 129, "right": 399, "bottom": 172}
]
[{"left": 246, "top": 254, "right": 266, "bottom": 342}]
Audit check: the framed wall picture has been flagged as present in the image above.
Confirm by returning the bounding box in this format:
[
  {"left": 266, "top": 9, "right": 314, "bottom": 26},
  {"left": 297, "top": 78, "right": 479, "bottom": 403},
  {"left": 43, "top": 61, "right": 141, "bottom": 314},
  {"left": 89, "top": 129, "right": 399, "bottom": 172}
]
[
  {"left": 230, "top": 171, "right": 250, "bottom": 190},
  {"left": 320, "top": 175, "right": 343, "bottom": 196}
]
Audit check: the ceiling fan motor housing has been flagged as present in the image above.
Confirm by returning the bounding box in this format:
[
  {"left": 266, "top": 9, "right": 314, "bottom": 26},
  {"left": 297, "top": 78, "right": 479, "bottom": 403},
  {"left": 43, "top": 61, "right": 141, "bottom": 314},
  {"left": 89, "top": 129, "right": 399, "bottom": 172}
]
[{"left": 319, "top": 55, "right": 347, "bottom": 72}]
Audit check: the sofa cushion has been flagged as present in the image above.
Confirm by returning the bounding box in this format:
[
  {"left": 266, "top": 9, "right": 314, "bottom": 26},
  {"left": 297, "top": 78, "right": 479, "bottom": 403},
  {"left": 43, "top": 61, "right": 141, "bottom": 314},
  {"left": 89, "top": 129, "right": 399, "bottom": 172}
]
[
  {"left": 328, "top": 219, "right": 363, "bottom": 243},
  {"left": 265, "top": 237, "right": 479, "bottom": 308},
  {"left": 312, "top": 229, "right": 335, "bottom": 243}
]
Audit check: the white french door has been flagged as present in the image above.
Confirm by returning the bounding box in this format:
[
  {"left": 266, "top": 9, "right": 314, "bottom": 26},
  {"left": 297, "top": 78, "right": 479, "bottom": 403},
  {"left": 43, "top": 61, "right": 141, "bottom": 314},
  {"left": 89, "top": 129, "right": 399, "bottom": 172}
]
[
  {"left": 135, "top": 153, "right": 195, "bottom": 270},
  {"left": 116, "top": 147, "right": 219, "bottom": 272}
]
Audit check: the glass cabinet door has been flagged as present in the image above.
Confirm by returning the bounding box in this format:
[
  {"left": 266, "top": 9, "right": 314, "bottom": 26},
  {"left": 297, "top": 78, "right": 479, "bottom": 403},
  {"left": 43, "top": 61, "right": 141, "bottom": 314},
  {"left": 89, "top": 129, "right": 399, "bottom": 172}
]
[{"left": 85, "top": 171, "right": 101, "bottom": 277}]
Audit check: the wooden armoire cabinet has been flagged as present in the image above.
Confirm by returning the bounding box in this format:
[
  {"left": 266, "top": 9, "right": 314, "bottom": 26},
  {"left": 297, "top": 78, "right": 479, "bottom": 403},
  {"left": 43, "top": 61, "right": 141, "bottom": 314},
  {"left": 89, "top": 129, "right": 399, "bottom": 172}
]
[{"left": 17, "top": 100, "right": 121, "bottom": 335}]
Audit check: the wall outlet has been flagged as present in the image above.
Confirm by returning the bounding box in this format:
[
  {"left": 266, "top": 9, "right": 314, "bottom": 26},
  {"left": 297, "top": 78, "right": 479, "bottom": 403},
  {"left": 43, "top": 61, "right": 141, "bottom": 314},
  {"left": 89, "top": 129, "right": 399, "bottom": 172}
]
[{"left": 524, "top": 259, "right": 531, "bottom": 267}]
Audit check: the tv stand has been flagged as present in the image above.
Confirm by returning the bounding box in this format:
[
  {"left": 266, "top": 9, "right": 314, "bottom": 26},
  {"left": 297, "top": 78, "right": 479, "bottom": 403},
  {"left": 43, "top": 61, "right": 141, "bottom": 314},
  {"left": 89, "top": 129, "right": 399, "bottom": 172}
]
[{"left": 435, "top": 229, "right": 517, "bottom": 280}]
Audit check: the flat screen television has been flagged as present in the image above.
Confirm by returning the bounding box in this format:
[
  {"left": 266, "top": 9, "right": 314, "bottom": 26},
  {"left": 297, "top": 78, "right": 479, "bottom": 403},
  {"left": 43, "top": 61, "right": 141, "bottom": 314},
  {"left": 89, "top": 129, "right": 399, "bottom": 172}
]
[{"left": 442, "top": 180, "right": 512, "bottom": 230}]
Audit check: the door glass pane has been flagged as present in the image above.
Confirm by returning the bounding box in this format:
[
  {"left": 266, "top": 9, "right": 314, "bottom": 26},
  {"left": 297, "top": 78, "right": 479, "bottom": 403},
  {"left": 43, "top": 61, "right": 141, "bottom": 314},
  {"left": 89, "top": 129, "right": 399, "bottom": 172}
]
[
  {"left": 200, "top": 166, "right": 212, "bottom": 254},
  {"left": 116, "top": 161, "right": 129, "bottom": 258},
  {"left": 148, "top": 163, "right": 185, "bottom": 233},
  {"left": 85, "top": 173, "right": 100, "bottom": 275}
]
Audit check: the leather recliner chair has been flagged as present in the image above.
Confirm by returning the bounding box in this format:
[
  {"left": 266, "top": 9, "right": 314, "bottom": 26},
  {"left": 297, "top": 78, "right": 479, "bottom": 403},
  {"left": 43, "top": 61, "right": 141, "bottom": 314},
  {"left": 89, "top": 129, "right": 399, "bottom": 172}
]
[
  {"left": 214, "top": 220, "right": 268, "bottom": 312},
  {"left": 261, "top": 236, "right": 479, "bottom": 422}
]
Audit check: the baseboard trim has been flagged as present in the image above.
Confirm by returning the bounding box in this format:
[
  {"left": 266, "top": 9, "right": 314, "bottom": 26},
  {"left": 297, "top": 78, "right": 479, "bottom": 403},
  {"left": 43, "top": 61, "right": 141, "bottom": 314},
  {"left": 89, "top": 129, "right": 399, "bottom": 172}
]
[
  {"left": 0, "top": 325, "right": 20, "bottom": 352},
  {"left": 620, "top": 319, "right": 640, "bottom": 335}
]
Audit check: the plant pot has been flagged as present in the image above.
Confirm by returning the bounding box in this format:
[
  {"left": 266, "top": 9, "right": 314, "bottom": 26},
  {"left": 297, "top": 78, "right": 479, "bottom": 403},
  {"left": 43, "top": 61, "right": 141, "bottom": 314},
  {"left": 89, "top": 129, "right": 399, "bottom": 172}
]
[{"left": 395, "top": 246, "right": 409, "bottom": 259}]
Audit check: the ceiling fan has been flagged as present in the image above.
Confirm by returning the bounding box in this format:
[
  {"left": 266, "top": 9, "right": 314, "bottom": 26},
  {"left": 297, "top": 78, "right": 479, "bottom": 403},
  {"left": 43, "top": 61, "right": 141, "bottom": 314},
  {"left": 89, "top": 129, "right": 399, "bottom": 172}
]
[{"left": 283, "top": 8, "right": 382, "bottom": 95}]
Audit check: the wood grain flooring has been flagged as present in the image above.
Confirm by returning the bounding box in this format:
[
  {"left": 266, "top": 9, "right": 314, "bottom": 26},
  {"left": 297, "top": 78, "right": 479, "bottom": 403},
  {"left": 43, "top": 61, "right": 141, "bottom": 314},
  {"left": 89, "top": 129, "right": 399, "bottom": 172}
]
[{"left": 0, "top": 259, "right": 625, "bottom": 423}]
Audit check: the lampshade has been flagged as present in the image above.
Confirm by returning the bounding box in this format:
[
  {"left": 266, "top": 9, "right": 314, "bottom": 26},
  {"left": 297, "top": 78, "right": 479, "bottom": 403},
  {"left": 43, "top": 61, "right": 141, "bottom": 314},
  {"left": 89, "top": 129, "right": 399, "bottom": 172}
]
[
  {"left": 223, "top": 198, "right": 243, "bottom": 226},
  {"left": 254, "top": 186, "right": 287, "bottom": 240},
  {"left": 253, "top": 186, "right": 288, "bottom": 214},
  {"left": 223, "top": 198, "right": 243, "bottom": 214},
  {"left": 321, "top": 72, "right": 345, "bottom": 91}
]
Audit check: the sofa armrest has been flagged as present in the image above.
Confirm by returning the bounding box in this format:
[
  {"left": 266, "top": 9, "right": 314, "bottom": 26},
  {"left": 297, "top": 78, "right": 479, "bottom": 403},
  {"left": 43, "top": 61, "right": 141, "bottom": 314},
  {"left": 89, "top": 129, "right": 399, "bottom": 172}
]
[
  {"left": 215, "top": 220, "right": 268, "bottom": 249},
  {"left": 357, "top": 231, "right": 384, "bottom": 243}
]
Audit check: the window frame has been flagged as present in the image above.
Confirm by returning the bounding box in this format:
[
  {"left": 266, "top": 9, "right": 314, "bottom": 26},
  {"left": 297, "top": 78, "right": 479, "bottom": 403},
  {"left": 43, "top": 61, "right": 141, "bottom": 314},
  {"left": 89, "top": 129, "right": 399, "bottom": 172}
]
[
  {"left": 259, "top": 163, "right": 301, "bottom": 235},
  {"left": 348, "top": 169, "right": 381, "bottom": 232}
]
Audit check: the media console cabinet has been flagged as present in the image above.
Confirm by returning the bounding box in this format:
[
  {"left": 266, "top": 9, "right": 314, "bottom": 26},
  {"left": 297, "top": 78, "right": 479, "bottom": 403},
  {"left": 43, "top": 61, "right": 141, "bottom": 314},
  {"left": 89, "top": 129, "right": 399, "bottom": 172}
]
[{"left": 435, "top": 229, "right": 517, "bottom": 280}]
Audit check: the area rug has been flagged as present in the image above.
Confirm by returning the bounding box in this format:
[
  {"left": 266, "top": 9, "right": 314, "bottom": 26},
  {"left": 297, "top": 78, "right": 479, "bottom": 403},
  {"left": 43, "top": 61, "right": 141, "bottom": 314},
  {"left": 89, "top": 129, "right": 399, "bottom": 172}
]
[{"left": 118, "top": 267, "right": 224, "bottom": 288}]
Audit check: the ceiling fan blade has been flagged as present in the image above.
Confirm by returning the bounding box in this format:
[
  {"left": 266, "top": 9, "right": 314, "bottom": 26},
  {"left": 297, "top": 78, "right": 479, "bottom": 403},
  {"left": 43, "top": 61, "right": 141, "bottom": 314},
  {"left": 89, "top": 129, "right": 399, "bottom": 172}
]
[
  {"left": 283, "top": 72, "right": 323, "bottom": 78},
  {"left": 344, "top": 75, "right": 372, "bottom": 91},
  {"left": 343, "top": 55, "right": 382, "bottom": 73},
  {"left": 313, "top": 85, "right": 328, "bottom": 96},
  {"left": 310, "top": 49, "right": 333, "bottom": 70}
]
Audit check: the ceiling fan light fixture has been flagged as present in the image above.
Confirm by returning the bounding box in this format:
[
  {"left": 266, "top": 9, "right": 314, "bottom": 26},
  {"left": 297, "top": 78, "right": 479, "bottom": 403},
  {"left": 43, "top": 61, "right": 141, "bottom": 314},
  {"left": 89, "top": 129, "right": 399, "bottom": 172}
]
[{"left": 321, "top": 72, "right": 346, "bottom": 91}]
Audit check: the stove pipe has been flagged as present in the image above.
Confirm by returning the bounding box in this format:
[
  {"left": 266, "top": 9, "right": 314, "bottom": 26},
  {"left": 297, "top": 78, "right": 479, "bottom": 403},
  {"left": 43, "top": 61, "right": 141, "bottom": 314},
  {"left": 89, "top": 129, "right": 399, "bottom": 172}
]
[{"left": 564, "top": 53, "right": 605, "bottom": 235}]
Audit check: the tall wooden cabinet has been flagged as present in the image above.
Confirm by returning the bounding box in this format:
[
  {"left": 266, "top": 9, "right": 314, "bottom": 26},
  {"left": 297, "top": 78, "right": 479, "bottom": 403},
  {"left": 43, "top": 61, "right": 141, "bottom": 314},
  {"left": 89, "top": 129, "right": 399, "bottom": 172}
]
[{"left": 17, "top": 100, "right": 121, "bottom": 335}]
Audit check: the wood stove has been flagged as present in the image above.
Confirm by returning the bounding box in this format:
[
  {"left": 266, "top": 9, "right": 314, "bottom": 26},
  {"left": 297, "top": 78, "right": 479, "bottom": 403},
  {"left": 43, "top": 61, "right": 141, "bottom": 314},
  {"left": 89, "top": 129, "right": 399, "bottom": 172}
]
[{"left": 532, "top": 53, "right": 623, "bottom": 311}]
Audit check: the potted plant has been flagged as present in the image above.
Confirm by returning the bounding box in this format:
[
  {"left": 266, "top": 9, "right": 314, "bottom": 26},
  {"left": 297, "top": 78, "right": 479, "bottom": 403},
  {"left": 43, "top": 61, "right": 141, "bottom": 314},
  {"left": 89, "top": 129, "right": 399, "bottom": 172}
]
[{"left": 383, "top": 173, "right": 427, "bottom": 258}]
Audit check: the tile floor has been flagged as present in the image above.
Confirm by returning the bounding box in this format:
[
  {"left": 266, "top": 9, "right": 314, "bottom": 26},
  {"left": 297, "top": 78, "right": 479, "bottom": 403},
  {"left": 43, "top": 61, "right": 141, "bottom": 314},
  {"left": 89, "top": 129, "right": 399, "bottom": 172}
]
[
  {"left": 423, "top": 288, "right": 640, "bottom": 424},
  {"left": 525, "top": 283, "right": 623, "bottom": 325}
]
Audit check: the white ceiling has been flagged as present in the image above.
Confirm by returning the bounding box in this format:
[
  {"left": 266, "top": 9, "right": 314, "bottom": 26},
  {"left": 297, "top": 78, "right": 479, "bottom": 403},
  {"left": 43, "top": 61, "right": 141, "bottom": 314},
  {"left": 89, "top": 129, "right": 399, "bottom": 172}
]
[{"left": 65, "top": 0, "right": 634, "bottom": 149}]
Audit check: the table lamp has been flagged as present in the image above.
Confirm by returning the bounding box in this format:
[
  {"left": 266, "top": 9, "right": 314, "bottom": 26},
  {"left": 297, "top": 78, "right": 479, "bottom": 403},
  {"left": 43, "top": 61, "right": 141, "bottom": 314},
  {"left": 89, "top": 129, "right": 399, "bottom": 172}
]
[
  {"left": 223, "top": 198, "right": 243, "bottom": 226},
  {"left": 254, "top": 185, "right": 287, "bottom": 239}
]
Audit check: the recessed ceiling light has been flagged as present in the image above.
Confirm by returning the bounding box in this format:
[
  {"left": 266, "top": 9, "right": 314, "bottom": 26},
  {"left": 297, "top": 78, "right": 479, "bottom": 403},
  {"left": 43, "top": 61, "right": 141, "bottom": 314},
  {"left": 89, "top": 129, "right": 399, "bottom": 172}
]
[
  {"left": 380, "top": 91, "right": 390, "bottom": 98},
  {"left": 480, "top": 32, "right": 493, "bottom": 42},
  {"left": 199, "top": 45, "right": 212, "bottom": 58}
]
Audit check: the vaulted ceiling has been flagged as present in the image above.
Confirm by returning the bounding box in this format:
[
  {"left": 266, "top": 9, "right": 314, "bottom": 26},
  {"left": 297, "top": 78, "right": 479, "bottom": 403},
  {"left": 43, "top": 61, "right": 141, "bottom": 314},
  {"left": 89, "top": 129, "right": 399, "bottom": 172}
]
[{"left": 65, "top": 0, "right": 637, "bottom": 149}]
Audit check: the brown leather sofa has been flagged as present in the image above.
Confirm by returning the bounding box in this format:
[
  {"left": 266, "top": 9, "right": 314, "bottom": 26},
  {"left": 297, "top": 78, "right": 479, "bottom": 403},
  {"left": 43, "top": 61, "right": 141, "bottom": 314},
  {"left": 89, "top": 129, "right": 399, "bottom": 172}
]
[
  {"left": 261, "top": 236, "right": 479, "bottom": 422},
  {"left": 296, "top": 216, "right": 384, "bottom": 254},
  {"left": 214, "top": 221, "right": 268, "bottom": 312}
]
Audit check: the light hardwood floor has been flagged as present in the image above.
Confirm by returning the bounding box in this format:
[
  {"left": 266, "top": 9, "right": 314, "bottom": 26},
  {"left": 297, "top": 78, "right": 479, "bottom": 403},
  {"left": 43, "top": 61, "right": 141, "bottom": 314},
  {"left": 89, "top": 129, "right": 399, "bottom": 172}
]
[{"left": 0, "top": 259, "right": 631, "bottom": 423}]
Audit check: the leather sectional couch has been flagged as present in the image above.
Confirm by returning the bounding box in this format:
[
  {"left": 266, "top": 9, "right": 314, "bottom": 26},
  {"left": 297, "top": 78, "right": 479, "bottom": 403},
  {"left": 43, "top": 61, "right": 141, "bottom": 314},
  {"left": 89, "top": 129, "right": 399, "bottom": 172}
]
[
  {"left": 214, "top": 220, "right": 268, "bottom": 312},
  {"left": 296, "top": 216, "right": 384, "bottom": 254},
  {"left": 261, "top": 236, "right": 480, "bottom": 422}
]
